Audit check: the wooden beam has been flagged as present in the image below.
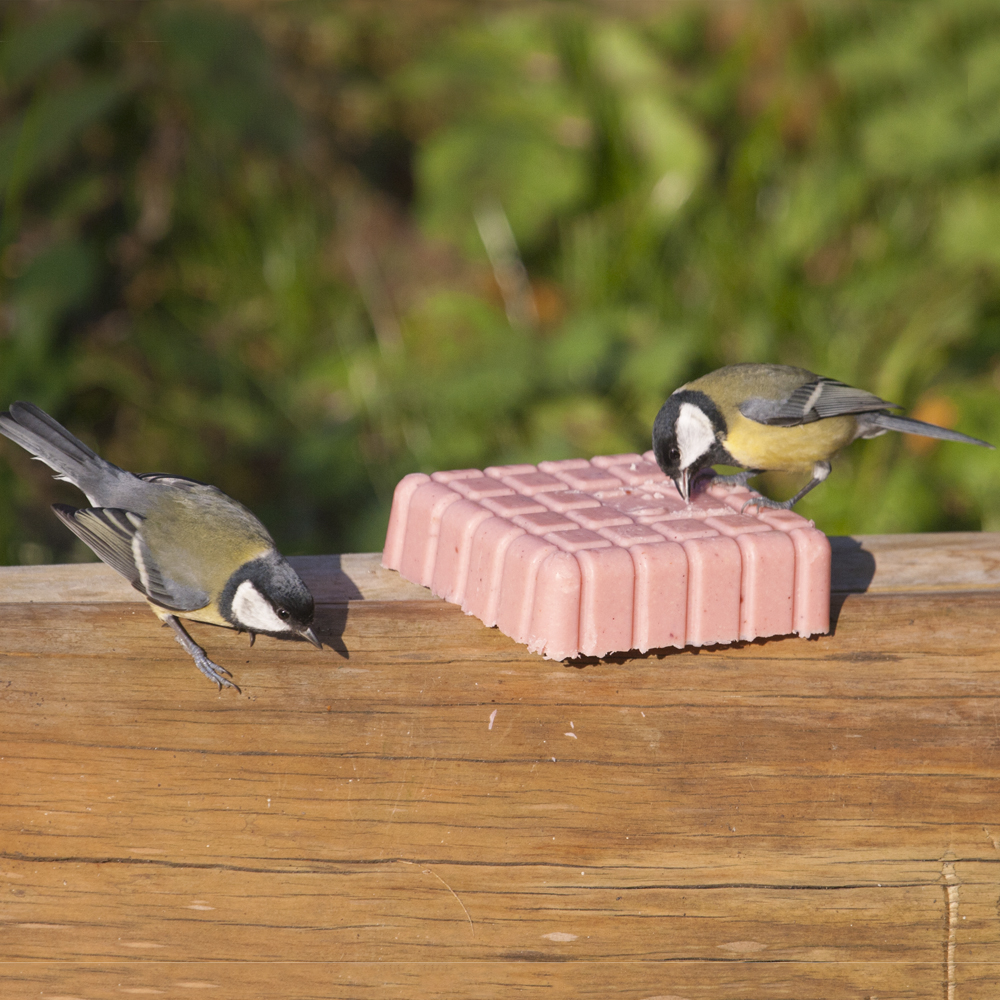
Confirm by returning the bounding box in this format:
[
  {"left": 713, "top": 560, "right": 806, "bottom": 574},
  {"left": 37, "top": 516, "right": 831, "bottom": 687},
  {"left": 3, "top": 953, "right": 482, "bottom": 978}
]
[
  {"left": 1, "top": 537, "right": 998, "bottom": 996},
  {"left": 4, "top": 533, "right": 1000, "bottom": 605},
  {"left": 0, "top": 552, "right": 434, "bottom": 604}
]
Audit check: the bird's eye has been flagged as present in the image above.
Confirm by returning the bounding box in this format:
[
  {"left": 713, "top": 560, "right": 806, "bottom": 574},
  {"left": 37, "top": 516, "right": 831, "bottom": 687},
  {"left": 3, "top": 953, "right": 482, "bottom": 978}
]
[
  {"left": 277, "top": 608, "right": 290, "bottom": 620},
  {"left": 667, "top": 445, "right": 680, "bottom": 463}
]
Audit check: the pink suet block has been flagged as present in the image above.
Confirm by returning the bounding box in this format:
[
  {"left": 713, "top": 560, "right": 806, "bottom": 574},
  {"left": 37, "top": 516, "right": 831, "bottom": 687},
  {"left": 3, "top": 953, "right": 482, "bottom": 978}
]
[{"left": 382, "top": 457, "right": 831, "bottom": 659}]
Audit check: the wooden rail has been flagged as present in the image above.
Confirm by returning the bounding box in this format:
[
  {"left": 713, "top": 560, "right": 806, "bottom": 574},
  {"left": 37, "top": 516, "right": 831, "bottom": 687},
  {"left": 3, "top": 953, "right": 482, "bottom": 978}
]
[{"left": 2, "top": 534, "right": 999, "bottom": 997}]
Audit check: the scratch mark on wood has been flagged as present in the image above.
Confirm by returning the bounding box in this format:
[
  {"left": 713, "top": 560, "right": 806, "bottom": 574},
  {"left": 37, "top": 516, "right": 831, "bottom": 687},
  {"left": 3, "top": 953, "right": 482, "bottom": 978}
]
[{"left": 398, "top": 860, "right": 474, "bottom": 936}]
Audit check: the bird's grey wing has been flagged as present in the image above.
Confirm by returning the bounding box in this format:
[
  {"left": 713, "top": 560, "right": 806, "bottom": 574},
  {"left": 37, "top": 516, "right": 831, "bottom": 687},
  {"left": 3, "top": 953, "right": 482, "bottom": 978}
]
[
  {"left": 740, "top": 377, "right": 898, "bottom": 427},
  {"left": 52, "top": 504, "right": 209, "bottom": 612},
  {"left": 52, "top": 505, "right": 141, "bottom": 584},
  {"left": 136, "top": 473, "right": 207, "bottom": 490}
]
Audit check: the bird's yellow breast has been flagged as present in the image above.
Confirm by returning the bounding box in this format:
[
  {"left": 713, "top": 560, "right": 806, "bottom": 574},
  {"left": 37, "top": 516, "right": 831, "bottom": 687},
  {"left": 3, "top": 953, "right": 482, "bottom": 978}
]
[
  {"left": 724, "top": 412, "right": 858, "bottom": 472},
  {"left": 147, "top": 599, "right": 231, "bottom": 627}
]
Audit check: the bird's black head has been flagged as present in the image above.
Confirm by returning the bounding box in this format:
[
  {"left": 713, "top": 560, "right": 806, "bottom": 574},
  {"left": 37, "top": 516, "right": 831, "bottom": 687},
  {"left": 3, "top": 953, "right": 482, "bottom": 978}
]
[
  {"left": 219, "top": 552, "right": 321, "bottom": 647},
  {"left": 652, "top": 389, "right": 729, "bottom": 501}
]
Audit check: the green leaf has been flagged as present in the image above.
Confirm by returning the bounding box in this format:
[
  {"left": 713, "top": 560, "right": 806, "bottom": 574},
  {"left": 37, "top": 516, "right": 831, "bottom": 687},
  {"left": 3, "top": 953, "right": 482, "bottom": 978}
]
[
  {"left": 412, "top": 14, "right": 589, "bottom": 250},
  {"left": 7, "top": 239, "right": 98, "bottom": 359},
  {"left": 0, "top": 6, "right": 96, "bottom": 89},
  {"left": 937, "top": 185, "right": 1000, "bottom": 272},
  {"left": 0, "top": 79, "right": 124, "bottom": 190},
  {"left": 155, "top": 5, "right": 301, "bottom": 151},
  {"left": 420, "top": 121, "right": 587, "bottom": 249}
]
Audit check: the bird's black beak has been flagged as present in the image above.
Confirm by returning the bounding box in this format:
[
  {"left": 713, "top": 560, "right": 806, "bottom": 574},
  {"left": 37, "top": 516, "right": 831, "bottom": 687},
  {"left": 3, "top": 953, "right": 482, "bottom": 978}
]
[
  {"left": 674, "top": 468, "right": 691, "bottom": 503},
  {"left": 299, "top": 626, "right": 322, "bottom": 649}
]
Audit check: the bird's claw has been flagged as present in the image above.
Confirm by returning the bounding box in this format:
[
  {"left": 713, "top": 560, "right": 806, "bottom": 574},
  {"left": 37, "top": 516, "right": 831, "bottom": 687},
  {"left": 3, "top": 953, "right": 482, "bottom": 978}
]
[
  {"left": 741, "top": 495, "right": 793, "bottom": 513},
  {"left": 192, "top": 652, "right": 241, "bottom": 693},
  {"left": 165, "top": 614, "right": 241, "bottom": 693}
]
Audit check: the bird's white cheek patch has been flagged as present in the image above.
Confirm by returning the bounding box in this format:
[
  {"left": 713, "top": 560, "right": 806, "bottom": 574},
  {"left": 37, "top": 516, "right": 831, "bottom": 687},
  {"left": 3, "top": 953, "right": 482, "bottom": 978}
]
[
  {"left": 232, "top": 580, "right": 291, "bottom": 633},
  {"left": 676, "top": 402, "right": 716, "bottom": 470}
]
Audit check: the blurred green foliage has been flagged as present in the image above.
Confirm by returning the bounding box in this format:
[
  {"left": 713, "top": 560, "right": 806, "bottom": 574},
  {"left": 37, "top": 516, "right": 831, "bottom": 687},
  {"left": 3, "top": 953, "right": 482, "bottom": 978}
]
[{"left": 1, "top": 0, "right": 999, "bottom": 565}]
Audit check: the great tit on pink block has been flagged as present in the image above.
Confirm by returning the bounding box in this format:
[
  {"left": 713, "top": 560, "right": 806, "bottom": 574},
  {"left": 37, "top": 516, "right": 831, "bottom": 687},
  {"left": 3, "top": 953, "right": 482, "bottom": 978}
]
[
  {"left": 652, "top": 363, "right": 994, "bottom": 510},
  {"left": 0, "top": 402, "right": 321, "bottom": 691}
]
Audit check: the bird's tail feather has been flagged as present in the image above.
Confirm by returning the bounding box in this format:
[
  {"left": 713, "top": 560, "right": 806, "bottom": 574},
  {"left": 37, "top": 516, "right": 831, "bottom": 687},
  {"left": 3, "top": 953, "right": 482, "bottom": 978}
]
[
  {"left": 0, "top": 402, "right": 128, "bottom": 501},
  {"left": 867, "top": 412, "right": 994, "bottom": 448}
]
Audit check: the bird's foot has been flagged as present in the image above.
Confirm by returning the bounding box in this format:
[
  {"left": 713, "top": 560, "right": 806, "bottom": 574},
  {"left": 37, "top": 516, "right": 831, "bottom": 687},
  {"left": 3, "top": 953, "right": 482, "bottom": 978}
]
[
  {"left": 165, "top": 614, "right": 241, "bottom": 693},
  {"left": 192, "top": 651, "right": 241, "bottom": 693},
  {"left": 740, "top": 465, "right": 829, "bottom": 513},
  {"left": 741, "top": 494, "right": 795, "bottom": 513}
]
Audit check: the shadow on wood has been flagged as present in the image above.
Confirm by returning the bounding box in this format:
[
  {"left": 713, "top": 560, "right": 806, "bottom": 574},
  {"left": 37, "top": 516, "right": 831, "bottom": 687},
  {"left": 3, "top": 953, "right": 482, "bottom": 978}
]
[{"left": 829, "top": 535, "right": 877, "bottom": 593}]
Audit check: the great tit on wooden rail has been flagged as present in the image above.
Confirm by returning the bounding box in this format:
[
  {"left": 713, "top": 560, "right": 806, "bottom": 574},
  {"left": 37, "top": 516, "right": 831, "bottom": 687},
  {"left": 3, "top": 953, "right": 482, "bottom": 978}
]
[
  {"left": 652, "top": 363, "right": 994, "bottom": 510},
  {"left": 0, "top": 402, "right": 321, "bottom": 691}
]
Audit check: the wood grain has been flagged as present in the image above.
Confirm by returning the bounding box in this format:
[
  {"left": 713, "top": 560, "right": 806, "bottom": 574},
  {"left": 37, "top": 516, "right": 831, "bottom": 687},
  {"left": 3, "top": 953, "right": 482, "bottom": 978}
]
[
  {"left": 1, "top": 536, "right": 1000, "bottom": 997},
  {"left": 0, "top": 552, "right": 434, "bottom": 604},
  {"left": 2, "top": 531, "right": 1000, "bottom": 604}
]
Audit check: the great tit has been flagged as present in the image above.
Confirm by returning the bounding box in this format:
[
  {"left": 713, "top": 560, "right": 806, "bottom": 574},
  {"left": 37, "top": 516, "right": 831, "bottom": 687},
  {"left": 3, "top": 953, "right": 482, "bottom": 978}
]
[
  {"left": 0, "top": 402, "right": 321, "bottom": 690},
  {"left": 652, "top": 363, "right": 994, "bottom": 510}
]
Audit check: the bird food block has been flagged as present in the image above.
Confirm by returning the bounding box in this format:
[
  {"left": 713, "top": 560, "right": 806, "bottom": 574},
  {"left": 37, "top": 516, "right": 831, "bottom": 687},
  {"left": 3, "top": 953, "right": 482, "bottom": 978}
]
[{"left": 382, "top": 453, "right": 830, "bottom": 660}]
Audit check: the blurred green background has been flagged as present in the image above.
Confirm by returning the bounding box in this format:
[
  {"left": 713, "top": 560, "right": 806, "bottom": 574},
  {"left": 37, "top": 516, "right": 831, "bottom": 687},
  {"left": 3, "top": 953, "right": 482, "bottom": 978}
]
[{"left": 2, "top": 0, "right": 999, "bottom": 564}]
